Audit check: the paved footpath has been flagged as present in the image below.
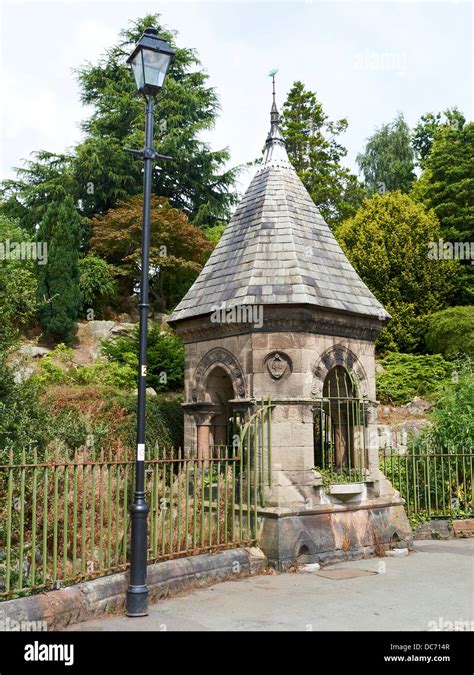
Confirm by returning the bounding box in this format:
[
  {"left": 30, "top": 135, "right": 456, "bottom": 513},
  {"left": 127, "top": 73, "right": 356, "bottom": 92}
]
[{"left": 68, "top": 540, "right": 473, "bottom": 632}]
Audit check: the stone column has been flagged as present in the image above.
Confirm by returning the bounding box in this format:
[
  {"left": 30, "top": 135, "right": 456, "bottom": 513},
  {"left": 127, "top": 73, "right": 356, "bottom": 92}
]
[
  {"left": 263, "top": 401, "right": 316, "bottom": 509},
  {"left": 196, "top": 422, "right": 211, "bottom": 468},
  {"left": 365, "top": 400, "right": 380, "bottom": 479},
  {"left": 183, "top": 405, "right": 218, "bottom": 469}
]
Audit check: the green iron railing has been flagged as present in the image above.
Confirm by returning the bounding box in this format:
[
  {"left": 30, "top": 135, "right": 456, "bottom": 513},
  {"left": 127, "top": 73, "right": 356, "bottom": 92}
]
[
  {"left": 313, "top": 366, "right": 369, "bottom": 483},
  {"left": 0, "top": 399, "right": 273, "bottom": 601},
  {"left": 380, "top": 446, "right": 473, "bottom": 518}
]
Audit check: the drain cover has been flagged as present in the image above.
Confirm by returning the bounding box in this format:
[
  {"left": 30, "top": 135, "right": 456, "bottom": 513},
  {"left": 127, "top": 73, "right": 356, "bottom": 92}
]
[{"left": 316, "top": 568, "right": 376, "bottom": 580}]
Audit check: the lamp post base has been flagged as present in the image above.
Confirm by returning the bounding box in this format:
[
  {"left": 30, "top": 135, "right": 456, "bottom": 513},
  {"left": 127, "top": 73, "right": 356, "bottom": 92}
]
[
  {"left": 126, "top": 496, "right": 150, "bottom": 616},
  {"left": 126, "top": 585, "right": 149, "bottom": 617}
]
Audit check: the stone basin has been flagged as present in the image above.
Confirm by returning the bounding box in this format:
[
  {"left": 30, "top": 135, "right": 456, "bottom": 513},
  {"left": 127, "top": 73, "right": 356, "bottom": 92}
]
[{"left": 328, "top": 483, "right": 366, "bottom": 501}]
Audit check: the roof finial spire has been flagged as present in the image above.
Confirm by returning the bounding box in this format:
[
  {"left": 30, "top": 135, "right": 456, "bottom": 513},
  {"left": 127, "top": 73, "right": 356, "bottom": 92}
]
[
  {"left": 270, "top": 68, "right": 277, "bottom": 104},
  {"left": 261, "top": 69, "right": 292, "bottom": 169},
  {"left": 268, "top": 68, "right": 279, "bottom": 126}
]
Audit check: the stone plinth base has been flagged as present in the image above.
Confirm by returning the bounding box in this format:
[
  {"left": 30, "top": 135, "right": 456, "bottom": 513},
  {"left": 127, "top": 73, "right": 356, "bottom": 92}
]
[{"left": 258, "top": 500, "right": 413, "bottom": 570}]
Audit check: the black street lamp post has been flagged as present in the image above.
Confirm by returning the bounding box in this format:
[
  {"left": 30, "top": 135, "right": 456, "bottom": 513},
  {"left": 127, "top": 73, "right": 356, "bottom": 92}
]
[{"left": 125, "top": 27, "right": 174, "bottom": 618}]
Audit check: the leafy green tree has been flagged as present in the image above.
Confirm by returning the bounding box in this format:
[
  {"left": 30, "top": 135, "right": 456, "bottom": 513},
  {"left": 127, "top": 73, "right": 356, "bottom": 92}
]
[
  {"left": 356, "top": 113, "right": 415, "bottom": 194},
  {"left": 336, "top": 192, "right": 458, "bottom": 353},
  {"left": 425, "top": 306, "right": 474, "bottom": 359},
  {"left": 412, "top": 108, "right": 466, "bottom": 168},
  {"left": 280, "top": 81, "right": 365, "bottom": 228},
  {"left": 89, "top": 195, "right": 212, "bottom": 312},
  {"left": 37, "top": 197, "right": 81, "bottom": 342},
  {"left": 0, "top": 217, "right": 38, "bottom": 353}
]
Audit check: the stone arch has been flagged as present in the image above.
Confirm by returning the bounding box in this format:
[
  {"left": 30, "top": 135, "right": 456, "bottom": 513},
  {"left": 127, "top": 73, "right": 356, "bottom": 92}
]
[
  {"left": 205, "top": 366, "right": 235, "bottom": 404},
  {"left": 311, "top": 345, "right": 369, "bottom": 398},
  {"left": 294, "top": 531, "right": 318, "bottom": 565},
  {"left": 191, "top": 347, "right": 246, "bottom": 403},
  {"left": 204, "top": 366, "right": 235, "bottom": 446}
]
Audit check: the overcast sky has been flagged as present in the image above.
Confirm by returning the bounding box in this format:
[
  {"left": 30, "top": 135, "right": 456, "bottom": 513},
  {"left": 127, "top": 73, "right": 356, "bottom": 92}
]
[{"left": 0, "top": 0, "right": 472, "bottom": 195}]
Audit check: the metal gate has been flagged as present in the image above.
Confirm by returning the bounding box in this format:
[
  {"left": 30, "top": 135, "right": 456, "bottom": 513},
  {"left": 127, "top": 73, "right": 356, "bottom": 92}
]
[{"left": 147, "top": 398, "right": 273, "bottom": 563}]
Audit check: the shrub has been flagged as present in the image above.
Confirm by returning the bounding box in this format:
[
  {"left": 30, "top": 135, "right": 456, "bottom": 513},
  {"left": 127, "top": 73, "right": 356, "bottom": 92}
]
[
  {"left": 380, "top": 363, "right": 473, "bottom": 521},
  {"left": 101, "top": 324, "right": 184, "bottom": 392},
  {"left": 401, "top": 366, "right": 474, "bottom": 517},
  {"left": 376, "top": 352, "right": 452, "bottom": 405},
  {"left": 30, "top": 345, "right": 136, "bottom": 391},
  {"left": 0, "top": 217, "right": 38, "bottom": 351},
  {"left": 0, "top": 364, "right": 52, "bottom": 461},
  {"left": 29, "top": 344, "right": 75, "bottom": 387},
  {"left": 415, "top": 363, "right": 474, "bottom": 453},
  {"left": 425, "top": 306, "right": 474, "bottom": 359},
  {"left": 0, "top": 363, "right": 183, "bottom": 470},
  {"left": 72, "top": 360, "right": 136, "bottom": 390},
  {"left": 0, "top": 358, "right": 97, "bottom": 462},
  {"left": 121, "top": 394, "right": 184, "bottom": 450},
  {"left": 41, "top": 385, "right": 184, "bottom": 452},
  {"left": 78, "top": 254, "right": 117, "bottom": 317}
]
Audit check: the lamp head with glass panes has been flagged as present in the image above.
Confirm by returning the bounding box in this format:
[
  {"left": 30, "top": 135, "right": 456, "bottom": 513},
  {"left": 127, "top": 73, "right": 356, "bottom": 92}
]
[{"left": 127, "top": 28, "right": 175, "bottom": 97}]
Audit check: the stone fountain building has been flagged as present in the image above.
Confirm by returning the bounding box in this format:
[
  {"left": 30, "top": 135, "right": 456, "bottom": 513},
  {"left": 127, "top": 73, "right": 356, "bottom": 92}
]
[{"left": 169, "top": 91, "right": 412, "bottom": 567}]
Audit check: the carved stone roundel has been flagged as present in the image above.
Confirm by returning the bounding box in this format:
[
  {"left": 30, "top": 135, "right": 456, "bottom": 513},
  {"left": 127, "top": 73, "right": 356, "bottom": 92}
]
[{"left": 264, "top": 352, "right": 292, "bottom": 380}]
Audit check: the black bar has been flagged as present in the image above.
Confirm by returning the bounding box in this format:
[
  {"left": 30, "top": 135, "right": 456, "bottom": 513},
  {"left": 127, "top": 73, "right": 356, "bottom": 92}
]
[{"left": 0, "top": 631, "right": 470, "bottom": 671}]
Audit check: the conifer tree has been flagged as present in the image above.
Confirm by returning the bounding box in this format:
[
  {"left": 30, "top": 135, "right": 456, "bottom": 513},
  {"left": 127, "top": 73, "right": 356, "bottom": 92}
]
[
  {"left": 412, "top": 122, "right": 473, "bottom": 243},
  {"left": 412, "top": 121, "right": 473, "bottom": 304},
  {"left": 280, "top": 81, "right": 365, "bottom": 228},
  {"left": 37, "top": 197, "right": 81, "bottom": 342},
  {"left": 1, "top": 15, "right": 239, "bottom": 239}
]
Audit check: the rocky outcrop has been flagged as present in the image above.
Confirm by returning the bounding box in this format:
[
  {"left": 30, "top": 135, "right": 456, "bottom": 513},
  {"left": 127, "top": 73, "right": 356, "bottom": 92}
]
[
  {"left": 376, "top": 399, "right": 432, "bottom": 452},
  {"left": 70, "top": 320, "right": 136, "bottom": 365},
  {"left": 9, "top": 320, "right": 138, "bottom": 374}
]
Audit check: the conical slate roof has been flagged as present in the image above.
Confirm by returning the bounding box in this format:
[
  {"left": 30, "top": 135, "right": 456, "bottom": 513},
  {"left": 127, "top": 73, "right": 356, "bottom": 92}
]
[{"left": 169, "top": 97, "right": 388, "bottom": 324}]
